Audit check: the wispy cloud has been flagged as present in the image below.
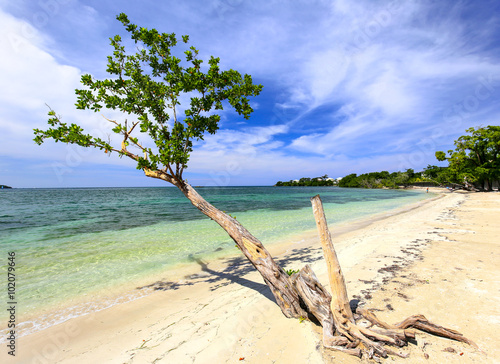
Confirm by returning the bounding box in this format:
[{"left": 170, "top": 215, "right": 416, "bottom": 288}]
[{"left": 1, "top": 0, "right": 500, "bottom": 187}]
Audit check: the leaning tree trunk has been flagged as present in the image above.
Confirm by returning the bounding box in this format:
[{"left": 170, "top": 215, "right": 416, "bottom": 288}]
[
  {"left": 177, "top": 181, "right": 309, "bottom": 318},
  {"left": 146, "top": 171, "right": 308, "bottom": 318}
]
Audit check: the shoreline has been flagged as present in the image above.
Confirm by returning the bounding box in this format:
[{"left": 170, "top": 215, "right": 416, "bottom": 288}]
[
  {"left": 9, "top": 189, "right": 499, "bottom": 363},
  {"left": 2, "top": 188, "right": 432, "bottom": 343}
]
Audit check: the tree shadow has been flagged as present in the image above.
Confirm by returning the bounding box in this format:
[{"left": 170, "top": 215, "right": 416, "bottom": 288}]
[
  {"left": 190, "top": 256, "right": 276, "bottom": 302},
  {"left": 136, "top": 243, "right": 325, "bottom": 305},
  {"left": 275, "top": 246, "right": 324, "bottom": 268},
  {"left": 135, "top": 254, "right": 275, "bottom": 302}
]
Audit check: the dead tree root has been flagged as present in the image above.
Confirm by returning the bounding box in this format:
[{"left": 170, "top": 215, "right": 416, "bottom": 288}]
[
  {"left": 293, "top": 195, "right": 478, "bottom": 360},
  {"left": 292, "top": 265, "right": 476, "bottom": 360}
]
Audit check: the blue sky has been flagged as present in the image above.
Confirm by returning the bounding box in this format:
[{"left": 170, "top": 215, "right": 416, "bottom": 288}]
[{"left": 1, "top": 0, "right": 500, "bottom": 187}]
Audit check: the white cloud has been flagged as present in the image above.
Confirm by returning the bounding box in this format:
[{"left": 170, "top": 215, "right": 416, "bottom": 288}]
[
  {"left": 0, "top": 8, "right": 144, "bottom": 182},
  {"left": 0, "top": 11, "right": 77, "bottom": 110},
  {"left": 0, "top": 9, "right": 79, "bottom": 163},
  {"left": 2, "top": 1, "right": 500, "bottom": 187},
  {"left": 275, "top": 1, "right": 500, "bottom": 165},
  {"left": 304, "top": 50, "right": 351, "bottom": 106},
  {"left": 193, "top": 124, "right": 288, "bottom": 153}
]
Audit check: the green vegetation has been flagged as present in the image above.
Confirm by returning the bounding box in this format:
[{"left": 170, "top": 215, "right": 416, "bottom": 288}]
[
  {"left": 436, "top": 126, "right": 500, "bottom": 191},
  {"left": 338, "top": 169, "right": 428, "bottom": 189},
  {"left": 276, "top": 175, "right": 335, "bottom": 186},
  {"left": 275, "top": 127, "right": 500, "bottom": 191},
  {"left": 275, "top": 170, "right": 431, "bottom": 189},
  {"left": 34, "top": 13, "right": 262, "bottom": 181},
  {"left": 285, "top": 268, "right": 300, "bottom": 276}
]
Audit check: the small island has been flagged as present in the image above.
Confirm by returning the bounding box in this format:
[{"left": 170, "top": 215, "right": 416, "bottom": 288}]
[{"left": 0, "top": 185, "right": 12, "bottom": 189}]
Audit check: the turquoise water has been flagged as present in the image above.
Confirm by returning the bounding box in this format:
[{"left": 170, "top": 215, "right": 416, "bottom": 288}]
[{"left": 0, "top": 186, "right": 429, "bottom": 335}]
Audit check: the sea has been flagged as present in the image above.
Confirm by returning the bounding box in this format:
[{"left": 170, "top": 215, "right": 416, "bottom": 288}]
[{"left": 0, "top": 186, "right": 431, "bottom": 338}]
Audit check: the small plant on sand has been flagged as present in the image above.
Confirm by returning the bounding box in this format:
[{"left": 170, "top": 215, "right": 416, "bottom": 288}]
[{"left": 285, "top": 269, "right": 300, "bottom": 276}]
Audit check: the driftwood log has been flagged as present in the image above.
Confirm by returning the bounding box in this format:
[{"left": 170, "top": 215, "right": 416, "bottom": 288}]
[{"left": 290, "top": 195, "right": 476, "bottom": 360}]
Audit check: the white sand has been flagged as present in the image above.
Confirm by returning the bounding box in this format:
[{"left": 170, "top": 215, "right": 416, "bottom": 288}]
[{"left": 8, "top": 190, "right": 500, "bottom": 363}]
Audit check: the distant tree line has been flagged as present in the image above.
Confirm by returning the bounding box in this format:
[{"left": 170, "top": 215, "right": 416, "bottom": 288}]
[
  {"left": 275, "top": 126, "right": 500, "bottom": 191},
  {"left": 275, "top": 175, "right": 335, "bottom": 186},
  {"left": 276, "top": 168, "right": 448, "bottom": 190},
  {"left": 337, "top": 169, "right": 426, "bottom": 189},
  {"left": 275, "top": 170, "right": 431, "bottom": 189}
]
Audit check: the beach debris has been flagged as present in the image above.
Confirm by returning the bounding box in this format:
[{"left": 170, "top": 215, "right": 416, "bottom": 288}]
[
  {"left": 138, "top": 339, "right": 151, "bottom": 349},
  {"left": 288, "top": 195, "right": 477, "bottom": 361}
]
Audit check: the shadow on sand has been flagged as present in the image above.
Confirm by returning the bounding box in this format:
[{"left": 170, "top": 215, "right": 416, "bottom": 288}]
[{"left": 136, "top": 245, "right": 324, "bottom": 304}]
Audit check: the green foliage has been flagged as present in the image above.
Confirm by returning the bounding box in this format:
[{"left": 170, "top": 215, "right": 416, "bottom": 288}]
[
  {"left": 436, "top": 126, "right": 500, "bottom": 190},
  {"left": 330, "top": 126, "right": 499, "bottom": 191},
  {"left": 285, "top": 268, "right": 300, "bottom": 276},
  {"left": 277, "top": 169, "right": 439, "bottom": 190},
  {"left": 435, "top": 151, "right": 447, "bottom": 162},
  {"left": 338, "top": 173, "right": 360, "bottom": 188},
  {"left": 335, "top": 170, "right": 431, "bottom": 189},
  {"left": 34, "top": 13, "right": 263, "bottom": 181},
  {"left": 277, "top": 127, "right": 500, "bottom": 191},
  {"left": 423, "top": 165, "right": 452, "bottom": 184},
  {"left": 276, "top": 176, "right": 335, "bottom": 187}
]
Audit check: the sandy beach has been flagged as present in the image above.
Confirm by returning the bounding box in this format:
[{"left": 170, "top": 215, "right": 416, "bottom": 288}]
[{"left": 8, "top": 188, "right": 500, "bottom": 363}]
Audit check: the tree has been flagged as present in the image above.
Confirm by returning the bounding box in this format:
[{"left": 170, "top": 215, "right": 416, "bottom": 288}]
[
  {"left": 34, "top": 13, "right": 305, "bottom": 318},
  {"left": 436, "top": 126, "right": 500, "bottom": 190},
  {"left": 379, "top": 170, "right": 390, "bottom": 180},
  {"left": 34, "top": 14, "right": 475, "bottom": 360},
  {"left": 338, "top": 173, "right": 360, "bottom": 187},
  {"left": 394, "top": 171, "right": 409, "bottom": 186},
  {"left": 423, "top": 165, "right": 449, "bottom": 185}
]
